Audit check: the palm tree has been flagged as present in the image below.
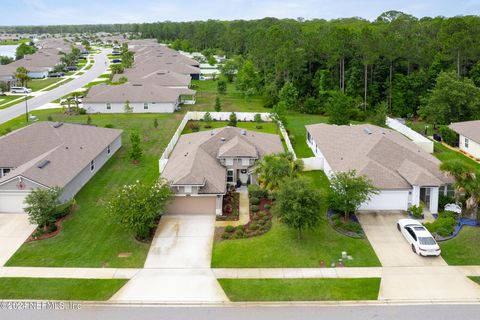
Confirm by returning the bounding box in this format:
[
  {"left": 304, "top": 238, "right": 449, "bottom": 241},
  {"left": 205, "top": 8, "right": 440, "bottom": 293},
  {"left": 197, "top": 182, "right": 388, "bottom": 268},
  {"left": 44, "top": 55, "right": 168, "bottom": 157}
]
[
  {"left": 254, "top": 152, "right": 303, "bottom": 192},
  {"left": 440, "top": 160, "right": 469, "bottom": 203},
  {"left": 463, "top": 173, "right": 480, "bottom": 220}
]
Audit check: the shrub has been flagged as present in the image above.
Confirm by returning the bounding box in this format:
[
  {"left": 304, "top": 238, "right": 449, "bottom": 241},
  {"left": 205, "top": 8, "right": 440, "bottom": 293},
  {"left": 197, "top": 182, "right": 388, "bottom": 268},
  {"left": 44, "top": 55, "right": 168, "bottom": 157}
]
[
  {"left": 250, "top": 197, "right": 260, "bottom": 205},
  {"left": 225, "top": 225, "right": 235, "bottom": 233},
  {"left": 237, "top": 225, "right": 245, "bottom": 232},
  {"left": 264, "top": 204, "right": 271, "bottom": 210},
  {"left": 438, "top": 194, "right": 455, "bottom": 211},
  {"left": 221, "top": 232, "right": 230, "bottom": 240},
  {"left": 249, "top": 223, "right": 259, "bottom": 231},
  {"left": 440, "top": 126, "right": 459, "bottom": 147},
  {"left": 248, "top": 184, "right": 267, "bottom": 199},
  {"left": 188, "top": 121, "right": 200, "bottom": 132},
  {"left": 52, "top": 199, "right": 75, "bottom": 219},
  {"left": 250, "top": 205, "right": 259, "bottom": 212},
  {"left": 257, "top": 211, "right": 266, "bottom": 218},
  {"left": 78, "top": 108, "right": 87, "bottom": 115},
  {"left": 47, "top": 115, "right": 53, "bottom": 121},
  {"left": 104, "top": 123, "right": 114, "bottom": 128},
  {"left": 424, "top": 211, "right": 458, "bottom": 237},
  {"left": 409, "top": 204, "right": 423, "bottom": 219},
  {"left": 234, "top": 230, "right": 245, "bottom": 239}
]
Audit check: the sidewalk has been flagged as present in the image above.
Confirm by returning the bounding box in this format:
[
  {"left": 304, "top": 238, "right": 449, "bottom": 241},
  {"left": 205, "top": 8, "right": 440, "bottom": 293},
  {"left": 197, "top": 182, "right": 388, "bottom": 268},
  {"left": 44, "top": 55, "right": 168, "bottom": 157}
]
[
  {"left": 0, "top": 267, "right": 139, "bottom": 279},
  {"left": 212, "top": 267, "right": 382, "bottom": 279}
]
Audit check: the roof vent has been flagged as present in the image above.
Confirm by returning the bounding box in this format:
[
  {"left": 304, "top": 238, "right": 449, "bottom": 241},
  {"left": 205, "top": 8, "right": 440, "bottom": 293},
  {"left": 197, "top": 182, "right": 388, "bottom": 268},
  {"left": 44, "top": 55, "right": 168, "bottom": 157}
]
[
  {"left": 363, "top": 128, "right": 372, "bottom": 135},
  {"left": 37, "top": 160, "right": 50, "bottom": 169},
  {"left": 241, "top": 129, "right": 247, "bottom": 136},
  {"left": 53, "top": 122, "right": 63, "bottom": 128},
  {"left": 221, "top": 137, "right": 226, "bottom": 143},
  {"left": 210, "top": 130, "right": 215, "bottom": 136},
  {"left": 132, "top": 83, "right": 142, "bottom": 86}
]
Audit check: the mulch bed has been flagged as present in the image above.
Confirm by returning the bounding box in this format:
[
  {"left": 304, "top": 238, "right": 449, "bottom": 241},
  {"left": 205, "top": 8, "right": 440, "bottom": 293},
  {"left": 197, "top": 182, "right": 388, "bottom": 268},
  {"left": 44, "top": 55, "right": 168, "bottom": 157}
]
[
  {"left": 26, "top": 203, "right": 78, "bottom": 242},
  {"left": 216, "top": 192, "right": 240, "bottom": 221}
]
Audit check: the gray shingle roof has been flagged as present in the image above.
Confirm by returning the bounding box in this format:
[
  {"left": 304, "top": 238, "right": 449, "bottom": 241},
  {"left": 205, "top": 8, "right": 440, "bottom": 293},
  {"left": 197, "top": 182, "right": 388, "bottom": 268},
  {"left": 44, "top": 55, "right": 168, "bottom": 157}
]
[
  {"left": 306, "top": 124, "right": 451, "bottom": 189},
  {"left": 449, "top": 120, "right": 480, "bottom": 143},
  {"left": 161, "top": 127, "right": 284, "bottom": 194},
  {"left": 83, "top": 83, "right": 184, "bottom": 103},
  {"left": 0, "top": 122, "right": 122, "bottom": 189}
]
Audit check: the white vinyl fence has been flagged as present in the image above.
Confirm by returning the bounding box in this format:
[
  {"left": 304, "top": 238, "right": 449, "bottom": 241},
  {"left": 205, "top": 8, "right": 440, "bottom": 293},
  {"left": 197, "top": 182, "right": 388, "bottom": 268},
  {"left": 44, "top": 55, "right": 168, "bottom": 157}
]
[
  {"left": 386, "top": 117, "right": 434, "bottom": 153},
  {"left": 159, "top": 112, "right": 296, "bottom": 173}
]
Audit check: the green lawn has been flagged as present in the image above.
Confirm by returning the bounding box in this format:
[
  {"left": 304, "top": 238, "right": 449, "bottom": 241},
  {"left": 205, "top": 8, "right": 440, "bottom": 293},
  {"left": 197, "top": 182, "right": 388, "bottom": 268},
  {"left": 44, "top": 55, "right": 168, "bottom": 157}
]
[
  {"left": 469, "top": 276, "right": 480, "bottom": 286},
  {"left": 285, "top": 112, "right": 329, "bottom": 158},
  {"left": 440, "top": 226, "right": 480, "bottom": 265},
  {"left": 212, "top": 170, "right": 380, "bottom": 268},
  {"left": 434, "top": 142, "right": 480, "bottom": 173},
  {"left": 28, "top": 78, "right": 64, "bottom": 92},
  {"left": 83, "top": 80, "right": 108, "bottom": 89},
  {"left": 186, "top": 80, "right": 270, "bottom": 113},
  {"left": 0, "top": 278, "right": 127, "bottom": 301},
  {"left": 0, "top": 38, "right": 30, "bottom": 45},
  {"left": 182, "top": 120, "right": 277, "bottom": 135},
  {"left": 7, "top": 112, "right": 183, "bottom": 267},
  {"left": 219, "top": 278, "right": 380, "bottom": 301},
  {"left": 0, "top": 96, "right": 33, "bottom": 110}
]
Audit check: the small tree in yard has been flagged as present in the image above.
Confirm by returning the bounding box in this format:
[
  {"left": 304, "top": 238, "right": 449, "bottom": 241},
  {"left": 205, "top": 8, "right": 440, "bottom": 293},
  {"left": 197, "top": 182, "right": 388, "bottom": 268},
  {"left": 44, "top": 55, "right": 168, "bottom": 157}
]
[
  {"left": 329, "top": 170, "right": 379, "bottom": 220},
  {"left": 217, "top": 78, "right": 227, "bottom": 94},
  {"left": 24, "top": 187, "right": 61, "bottom": 232},
  {"left": 108, "top": 180, "right": 172, "bottom": 240},
  {"left": 124, "top": 100, "right": 133, "bottom": 113},
  {"left": 129, "top": 130, "right": 143, "bottom": 162},
  {"left": 254, "top": 113, "right": 263, "bottom": 129},
  {"left": 203, "top": 112, "right": 213, "bottom": 128},
  {"left": 153, "top": 118, "right": 158, "bottom": 129},
  {"left": 254, "top": 152, "right": 304, "bottom": 192},
  {"left": 228, "top": 112, "right": 237, "bottom": 127},
  {"left": 215, "top": 96, "right": 222, "bottom": 112},
  {"left": 275, "top": 177, "right": 322, "bottom": 239}
]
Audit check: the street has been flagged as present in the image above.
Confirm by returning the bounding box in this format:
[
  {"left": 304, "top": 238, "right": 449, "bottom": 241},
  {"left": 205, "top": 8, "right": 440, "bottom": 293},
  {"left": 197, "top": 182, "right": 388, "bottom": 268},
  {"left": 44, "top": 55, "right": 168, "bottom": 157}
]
[
  {"left": 0, "top": 303, "right": 479, "bottom": 320},
  {"left": 0, "top": 49, "right": 109, "bottom": 124}
]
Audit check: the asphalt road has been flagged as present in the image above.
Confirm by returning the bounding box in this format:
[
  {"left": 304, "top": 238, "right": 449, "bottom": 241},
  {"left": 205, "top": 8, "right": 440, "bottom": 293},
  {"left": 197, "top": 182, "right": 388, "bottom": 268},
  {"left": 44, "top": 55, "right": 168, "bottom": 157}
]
[
  {"left": 0, "top": 303, "right": 479, "bottom": 320},
  {"left": 0, "top": 49, "right": 109, "bottom": 124}
]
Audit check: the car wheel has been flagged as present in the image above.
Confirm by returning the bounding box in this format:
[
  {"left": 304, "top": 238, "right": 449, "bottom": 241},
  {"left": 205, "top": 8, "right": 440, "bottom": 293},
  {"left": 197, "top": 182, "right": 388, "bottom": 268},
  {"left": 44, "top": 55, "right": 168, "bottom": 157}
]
[
  {"left": 411, "top": 244, "right": 417, "bottom": 254},
  {"left": 397, "top": 223, "right": 401, "bottom": 231}
]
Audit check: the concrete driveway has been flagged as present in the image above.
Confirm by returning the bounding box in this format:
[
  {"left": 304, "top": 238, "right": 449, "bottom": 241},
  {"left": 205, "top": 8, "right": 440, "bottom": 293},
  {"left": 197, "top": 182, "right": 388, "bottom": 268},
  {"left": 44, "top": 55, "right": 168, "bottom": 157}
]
[
  {"left": 112, "top": 213, "right": 228, "bottom": 303},
  {"left": 357, "top": 211, "right": 446, "bottom": 267},
  {"left": 0, "top": 213, "right": 36, "bottom": 266},
  {"left": 358, "top": 211, "right": 480, "bottom": 301}
]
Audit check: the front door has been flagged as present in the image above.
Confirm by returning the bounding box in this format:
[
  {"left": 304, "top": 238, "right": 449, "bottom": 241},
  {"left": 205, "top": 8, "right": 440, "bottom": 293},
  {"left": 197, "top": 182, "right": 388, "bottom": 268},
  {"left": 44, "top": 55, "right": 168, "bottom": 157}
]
[{"left": 420, "top": 187, "right": 431, "bottom": 208}]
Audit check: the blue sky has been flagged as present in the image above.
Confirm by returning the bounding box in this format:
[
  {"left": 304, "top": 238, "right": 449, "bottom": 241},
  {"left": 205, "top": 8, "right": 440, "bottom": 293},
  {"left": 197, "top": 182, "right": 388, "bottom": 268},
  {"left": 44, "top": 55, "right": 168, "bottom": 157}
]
[{"left": 2, "top": 0, "right": 479, "bottom": 26}]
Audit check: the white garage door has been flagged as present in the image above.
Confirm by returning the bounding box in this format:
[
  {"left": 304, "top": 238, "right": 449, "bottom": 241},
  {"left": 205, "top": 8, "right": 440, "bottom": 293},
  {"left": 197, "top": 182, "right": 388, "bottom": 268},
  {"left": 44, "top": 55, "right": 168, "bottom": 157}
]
[
  {"left": 167, "top": 196, "right": 216, "bottom": 215},
  {"left": 0, "top": 193, "right": 29, "bottom": 213},
  {"left": 359, "top": 190, "right": 409, "bottom": 211}
]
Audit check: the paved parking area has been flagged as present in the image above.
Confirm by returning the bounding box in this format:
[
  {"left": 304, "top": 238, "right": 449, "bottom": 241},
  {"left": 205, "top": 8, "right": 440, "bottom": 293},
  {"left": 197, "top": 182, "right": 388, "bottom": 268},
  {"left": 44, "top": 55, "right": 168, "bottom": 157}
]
[
  {"left": 112, "top": 213, "right": 228, "bottom": 302},
  {"left": 0, "top": 213, "right": 36, "bottom": 266},
  {"left": 357, "top": 211, "right": 446, "bottom": 267}
]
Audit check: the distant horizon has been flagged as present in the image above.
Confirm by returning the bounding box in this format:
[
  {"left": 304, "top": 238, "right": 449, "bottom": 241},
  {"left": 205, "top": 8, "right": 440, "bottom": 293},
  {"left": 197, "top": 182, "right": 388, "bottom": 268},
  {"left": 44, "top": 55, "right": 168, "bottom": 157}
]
[{"left": 0, "top": 0, "right": 478, "bottom": 27}]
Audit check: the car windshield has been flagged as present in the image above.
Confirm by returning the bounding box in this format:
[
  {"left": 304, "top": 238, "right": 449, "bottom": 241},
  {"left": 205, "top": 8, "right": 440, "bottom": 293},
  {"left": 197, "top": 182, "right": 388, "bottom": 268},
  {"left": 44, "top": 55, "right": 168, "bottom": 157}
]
[{"left": 419, "top": 237, "right": 436, "bottom": 245}]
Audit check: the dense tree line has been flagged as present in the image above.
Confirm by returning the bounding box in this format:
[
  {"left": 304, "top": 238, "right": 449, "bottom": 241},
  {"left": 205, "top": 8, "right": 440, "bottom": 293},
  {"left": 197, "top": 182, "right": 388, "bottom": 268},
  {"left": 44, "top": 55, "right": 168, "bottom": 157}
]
[{"left": 4, "top": 12, "right": 480, "bottom": 122}]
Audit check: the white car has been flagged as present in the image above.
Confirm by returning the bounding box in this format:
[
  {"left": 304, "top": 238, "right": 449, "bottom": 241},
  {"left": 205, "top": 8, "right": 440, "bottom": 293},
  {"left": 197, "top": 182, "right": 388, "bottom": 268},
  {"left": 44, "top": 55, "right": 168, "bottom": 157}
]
[
  {"left": 397, "top": 219, "right": 441, "bottom": 256},
  {"left": 10, "top": 87, "right": 32, "bottom": 94}
]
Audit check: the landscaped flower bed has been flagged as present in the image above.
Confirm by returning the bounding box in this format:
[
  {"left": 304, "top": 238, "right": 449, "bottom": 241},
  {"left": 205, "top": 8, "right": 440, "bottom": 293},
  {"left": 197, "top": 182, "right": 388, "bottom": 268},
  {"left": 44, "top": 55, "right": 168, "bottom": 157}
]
[
  {"left": 327, "top": 210, "right": 365, "bottom": 239},
  {"left": 217, "top": 191, "right": 240, "bottom": 221},
  {"left": 28, "top": 199, "right": 77, "bottom": 242},
  {"left": 221, "top": 196, "right": 273, "bottom": 240}
]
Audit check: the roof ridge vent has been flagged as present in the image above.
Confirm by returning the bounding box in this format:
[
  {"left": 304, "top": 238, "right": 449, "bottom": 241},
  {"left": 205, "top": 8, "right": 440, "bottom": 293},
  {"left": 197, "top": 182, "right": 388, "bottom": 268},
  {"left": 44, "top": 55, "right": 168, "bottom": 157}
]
[
  {"left": 53, "top": 122, "right": 63, "bottom": 128},
  {"left": 363, "top": 128, "right": 372, "bottom": 135},
  {"left": 241, "top": 129, "right": 247, "bottom": 136}
]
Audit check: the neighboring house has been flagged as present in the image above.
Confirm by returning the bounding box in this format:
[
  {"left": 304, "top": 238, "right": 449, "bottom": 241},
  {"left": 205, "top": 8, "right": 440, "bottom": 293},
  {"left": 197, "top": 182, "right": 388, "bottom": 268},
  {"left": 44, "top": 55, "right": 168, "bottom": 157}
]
[
  {"left": 83, "top": 83, "right": 195, "bottom": 113},
  {"left": 112, "top": 70, "right": 191, "bottom": 89},
  {"left": 306, "top": 124, "right": 452, "bottom": 213},
  {"left": 449, "top": 120, "right": 480, "bottom": 160},
  {"left": 0, "top": 122, "right": 122, "bottom": 213},
  {"left": 161, "top": 127, "right": 284, "bottom": 215}
]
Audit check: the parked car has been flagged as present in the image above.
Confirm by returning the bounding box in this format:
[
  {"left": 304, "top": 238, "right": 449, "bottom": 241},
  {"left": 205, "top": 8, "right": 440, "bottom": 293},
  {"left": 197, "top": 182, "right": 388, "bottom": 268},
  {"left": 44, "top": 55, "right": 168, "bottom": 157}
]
[
  {"left": 65, "top": 66, "right": 77, "bottom": 71},
  {"left": 112, "top": 59, "right": 122, "bottom": 63},
  {"left": 397, "top": 219, "right": 441, "bottom": 256},
  {"left": 10, "top": 87, "right": 32, "bottom": 93},
  {"left": 78, "top": 56, "right": 87, "bottom": 60},
  {"left": 48, "top": 72, "right": 64, "bottom": 77}
]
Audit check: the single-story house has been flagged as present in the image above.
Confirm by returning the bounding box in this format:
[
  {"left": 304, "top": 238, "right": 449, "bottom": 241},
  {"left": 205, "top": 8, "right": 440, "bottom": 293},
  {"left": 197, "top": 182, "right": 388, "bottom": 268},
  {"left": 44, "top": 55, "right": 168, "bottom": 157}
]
[
  {"left": 161, "top": 127, "right": 284, "bottom": 215},
  {"left": 306, "top": 124, "right": 452, "bottom": 214},
  {"left": 449, "top": 120, "right": 480, "bottom": 160},
  {"left": 112, "top": 70, "right": 191, "bottom": 89},
  {"left": 82, "top": 83, "right": 196, "bottom": 113},
  {"left": 0, "top": 122, "right": 122, "bottom": 213}
]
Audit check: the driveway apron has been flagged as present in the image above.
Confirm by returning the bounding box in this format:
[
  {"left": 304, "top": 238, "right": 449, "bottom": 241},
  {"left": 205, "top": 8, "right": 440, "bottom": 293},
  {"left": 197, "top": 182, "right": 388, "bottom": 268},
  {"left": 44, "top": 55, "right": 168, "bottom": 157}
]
[{"left": 0, "top": 213, "right": 36, "bottom": 266}]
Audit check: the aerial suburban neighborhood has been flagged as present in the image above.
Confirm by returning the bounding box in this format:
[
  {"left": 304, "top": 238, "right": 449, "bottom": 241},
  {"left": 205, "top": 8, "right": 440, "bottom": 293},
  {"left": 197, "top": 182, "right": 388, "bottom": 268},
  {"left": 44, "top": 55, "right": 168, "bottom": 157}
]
[{"left": 0, "top": 1, "right": 479, "bottom": 319}]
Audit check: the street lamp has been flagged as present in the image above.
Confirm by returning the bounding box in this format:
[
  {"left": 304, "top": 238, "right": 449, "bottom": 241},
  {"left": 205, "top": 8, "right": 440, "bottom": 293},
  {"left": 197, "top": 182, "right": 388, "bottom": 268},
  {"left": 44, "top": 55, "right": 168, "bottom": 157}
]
[{"left": 25, "top": 93, "right": 29, "bottom": 122}]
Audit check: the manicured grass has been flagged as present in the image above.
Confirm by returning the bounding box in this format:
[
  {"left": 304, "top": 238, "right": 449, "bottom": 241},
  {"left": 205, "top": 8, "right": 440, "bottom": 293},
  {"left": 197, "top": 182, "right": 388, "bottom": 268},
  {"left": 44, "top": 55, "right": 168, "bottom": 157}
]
[
  {"left": 285, "top": 112, "right": 329, "bottom": 158},
  {"left": 219, "top": 278, "right": 380, "bottom": 301},
  {"left": 182, "top": 120, "right": 277, "bottom": 135},
  {"left": 7, "top": 112, "right": 183, "bottom": 267},
  {"left": 0, "top": 278, "right": 127, "bottom": 301},
  {"left": 185, "top": 80, "right": 270, "bottom": 113},
  {"left": 0, "top": 109, "right": 60, "bottom": 135},
  {"left": 0, "top": 95, "right": 24, "bottom": 108},
  {"left": 83, "top": 80, "right": 108, "bottom": 89},
  {"left": 440, "top": 226, "right": 480, "bottom": 265},
  {"left": 28, "top": 78, "right": 64, "bottom": 92},
  {"left": 212, "top": 170, "right": 380, "bottom": 267},
  {"left": 0, "top": 96, "right": 33, "bottom": 110},
  {"left": 0, "top": 38, "right": 30, "bottom": 45},
  {"left": 469, "top": 276, "right": 480, "bottom": 286},
  {"left": 434, "top": 142, "right": 480, "bottom": 173}
]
